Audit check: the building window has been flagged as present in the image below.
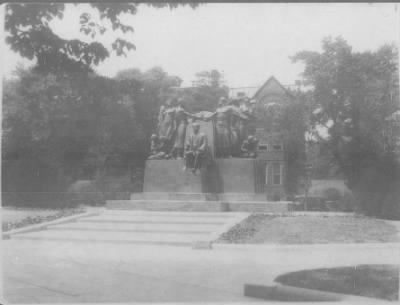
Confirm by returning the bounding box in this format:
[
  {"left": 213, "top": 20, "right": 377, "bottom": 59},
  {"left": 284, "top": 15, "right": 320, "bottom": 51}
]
[
  {"left": 272, "top": 163, "right": 282, "bottom": 185},
  {"left": 259, "top": 144, "right": 268, "bottom": 151},
  {"left": 273, "top": 144, "right": 283, "bottom": 151},
  {"left": 265, "top": 164, "right": 268, "bottom": 185}
]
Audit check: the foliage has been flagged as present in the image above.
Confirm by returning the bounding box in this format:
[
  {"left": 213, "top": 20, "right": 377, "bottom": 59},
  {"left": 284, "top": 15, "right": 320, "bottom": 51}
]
[
  {"left": 292, "top": 37, "right": 400, "bottom": 217},
  {"left": 67, "top": 180, "right": 105, "bottom": 207},
  {"left": 260, "top": 88, "right": 308, "bottom": 196},
  {"left": 2, "top": 67, "right": 148, "bottom": 206},
  {"left": 5, "top": 3, "right": 198, "bottom": 72},
  {"left": 194, "top": 69, "right": 224, "bottom": 88},
  {"left": 321, "top": 187, "right": 342, "bottom": 201},
  {"left": 181, "top": 69, "right": 229, "bottom": 113},
  {"left": 115, "top": 66, "right": 183, "bottom": 137},
  {"left": 280, "top": 90, "right": 308, "bottom": 195},
  {"left": 306, "top": 141, "right": 341, "bottom": 179}
]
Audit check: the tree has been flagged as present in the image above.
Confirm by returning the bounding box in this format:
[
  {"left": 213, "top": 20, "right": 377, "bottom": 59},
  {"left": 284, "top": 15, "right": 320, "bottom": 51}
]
[
  {"left": 292, "top": 37, "right": 400, "bottom": 217},
  {"left": 182, "top": 69, "right": 228, "bottom": 113},
  {"left": 280, "top": 90, "right": 309, "bottom": 196},
  {"left": 5, "top": 3, "right": 197, "bottom": 72},
  {"left": 115, "top": 66, "right": 183, "bottom": 138},
  {"left": 194, "top": 69, "right": 224, "bottom": 88},
  {"left": 2, "top": 67, "right": 147, "bottom": 205}
]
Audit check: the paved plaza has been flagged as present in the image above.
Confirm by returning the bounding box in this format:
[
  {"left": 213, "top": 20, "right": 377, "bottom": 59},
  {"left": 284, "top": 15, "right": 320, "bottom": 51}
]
[{"left": 2, "top": 210, "right": 400, "bottom": 303}]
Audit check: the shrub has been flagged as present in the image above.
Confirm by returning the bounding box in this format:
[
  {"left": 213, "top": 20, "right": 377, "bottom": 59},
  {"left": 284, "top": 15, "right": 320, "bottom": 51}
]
[
  {"left": 96, "top": 175, "right": 131, "bottom": 200},
  {"left": 66, "top": 180, "right": 106, "bottom": 207},
  {"left": 330, "top": 193, "right": 356, "bottom": 212},
  {"left": 380, "top": 190, "right": 400, "bottom": 220},
  {"left": 321, "top": 187, "right": 342, "bottom": 201}
]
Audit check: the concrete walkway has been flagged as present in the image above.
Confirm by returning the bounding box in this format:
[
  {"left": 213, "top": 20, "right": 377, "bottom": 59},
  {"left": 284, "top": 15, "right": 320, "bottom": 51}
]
[
  {"left": 3, "top": 238, "right": 399, "bottom": 303},
  {"left": 3, "top": 210, "right": 400, "bottom": 302},
  {"left": 7, "top": 210, "right": 249, "bottom": 248}
]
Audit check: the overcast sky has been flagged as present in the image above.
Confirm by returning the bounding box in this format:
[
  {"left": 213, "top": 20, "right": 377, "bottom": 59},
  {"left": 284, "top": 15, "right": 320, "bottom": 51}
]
[{"left": 2, "top": 3, "right": 399, "bottom": 88}]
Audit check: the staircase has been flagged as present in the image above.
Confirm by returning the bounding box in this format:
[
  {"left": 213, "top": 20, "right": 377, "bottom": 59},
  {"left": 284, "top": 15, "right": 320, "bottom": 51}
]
[{"left": 9, "top": 210, "right": 249, "bottom": 248}]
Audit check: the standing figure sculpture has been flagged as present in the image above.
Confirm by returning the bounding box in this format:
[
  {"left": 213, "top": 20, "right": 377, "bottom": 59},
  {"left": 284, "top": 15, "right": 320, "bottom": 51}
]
[
  {"left": 228, "top": 99, "right": 243, "bottom": 157},
  {"left": 238, "top": 97, "right": 257, "bottom": 148},
  {"left": 206, "top": 97, "right": 233, "bottom": 158},
  {"left": 157, "top": 97, "right": 176, "bottom": 152},
  {"left": 170, "top": 98, "right": 187, "bottom": 159},
  {"left": 170, "top": 98, "right": 201, "bottom": 159},
  {"left": 184, "top": 122, "right": 208, "bottom": 174}
]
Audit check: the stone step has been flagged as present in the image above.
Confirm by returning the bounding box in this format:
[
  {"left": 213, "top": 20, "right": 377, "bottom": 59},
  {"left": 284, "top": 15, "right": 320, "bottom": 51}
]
[
  {"left": 228, "top": 201, "right": 291, "bottom": 213},
  {"left": 130, "top": 192, "right": 271, "bottom": 202},
  {"left": 106, "top": 200, "right": 290, "bottom": 213},
  {"left": 107, "top": 200, "right": 225, "bottom": 212},
  {"left": 130, "top": 192, "right": 218, "bottom": 201},
  {"left": 80, "top": 214, "right": 227, "bottom": 225},
  {"left": 47, "top": 222, "right": 218, "bottom": 234},
  {"left": 11, "top": 230, "right": 206, "bottom": 246},
  {"left": 218, "top": 193, "right": 268, "bottom": 202},
  {"left": 102, "top": 210, "right": 242, "bottom": 217}
]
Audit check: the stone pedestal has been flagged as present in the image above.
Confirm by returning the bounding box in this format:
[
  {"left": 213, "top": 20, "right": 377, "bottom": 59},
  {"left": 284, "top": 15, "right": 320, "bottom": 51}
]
[
  {"left": 143, "top": 158, "right": 257, "bottom": 194},
  {"left": 216, "top": 159, "right": 256, "bottom": 193},
  {"left": 143, "top": 160, "right": 204, "bottom": 193}
]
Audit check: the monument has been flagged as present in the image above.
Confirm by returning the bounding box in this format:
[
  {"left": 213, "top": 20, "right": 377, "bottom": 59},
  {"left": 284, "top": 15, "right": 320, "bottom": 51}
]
[
  {"left": 109, "top": 76, "right": 291, "bottom": 212},
  {"left": 144, "top": 77, "right": 289, "bottom": 202}
]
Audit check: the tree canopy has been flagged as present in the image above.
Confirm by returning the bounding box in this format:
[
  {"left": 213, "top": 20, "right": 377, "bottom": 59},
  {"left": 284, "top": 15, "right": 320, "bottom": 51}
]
[
  {"left": 5, "top": 3, "right": 197, "bottom": 72},
  {"left": 293, "top": 36, "right": 399, "bottom": 217},
  {"left": 182, "top": 69, "right": 229, "bottom": 113}
]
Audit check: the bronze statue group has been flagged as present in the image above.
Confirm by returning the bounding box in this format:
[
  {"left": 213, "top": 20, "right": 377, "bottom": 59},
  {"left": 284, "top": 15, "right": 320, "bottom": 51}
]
[{"left": 149, "top": 96, "right": 259, "bottom": 173}]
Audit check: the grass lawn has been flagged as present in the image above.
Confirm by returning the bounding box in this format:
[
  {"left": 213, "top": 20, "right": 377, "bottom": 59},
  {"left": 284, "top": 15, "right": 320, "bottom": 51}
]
[
  {"left": 2, "top": 206, "right": 87, "bottom": 232},
  {"left": 217, "top": 214, "right": 400, "bottom": 244},
  {"left": 275, "top": 264, "right": 399, "bottom": 301}
]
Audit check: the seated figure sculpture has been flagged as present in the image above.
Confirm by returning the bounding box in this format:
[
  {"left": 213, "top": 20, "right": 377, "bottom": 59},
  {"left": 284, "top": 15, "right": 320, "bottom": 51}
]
[
  {"left": 148, "top": 134, "right": 170, "bottom": 160},
  {"left": 184, "top": 122, "right": 208, "bottom": 174},
  {"left": 241, "top": 134, "right": 259, "bottom": 158}
]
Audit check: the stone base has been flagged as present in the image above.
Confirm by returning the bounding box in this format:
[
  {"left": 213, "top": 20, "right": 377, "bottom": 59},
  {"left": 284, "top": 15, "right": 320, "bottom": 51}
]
[
  {"left": 143, "top": 158, "right": 257, "bottom": 194},
  {"left": 215, "top": 159, "right": 256, "bottom": 193},
  {"left": 143, "top": 159, "right": 204, "bottom": 193},
  {"left": 131, "top": 192, "right": 218, "bottom": 201},
  {"left": 131, "top": 192, "right": 267, "bottom": 202}
]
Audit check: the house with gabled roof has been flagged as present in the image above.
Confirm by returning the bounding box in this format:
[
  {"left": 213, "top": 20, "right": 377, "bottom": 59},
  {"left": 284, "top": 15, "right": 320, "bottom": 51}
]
[
  {"left": 253, "top": 75, "right": 294, "bottom": 106},
  {"left": 251, "top": 76, "right": 294, "bottom": 200}
]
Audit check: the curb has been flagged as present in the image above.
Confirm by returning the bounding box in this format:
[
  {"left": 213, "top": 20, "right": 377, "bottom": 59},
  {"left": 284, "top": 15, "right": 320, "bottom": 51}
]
[
  {"left": 252, "top": 211, "right": 355, "bottom": 217},
  {"left": 192, "top": 213, "right": 250, "bottom": 250},
  {"left": 2, "top": 211, "right": 101, "bottom": 239},
  {"left": 213, "top": 242, "right": 400, "bottom": 252},
  {"left": 244, "top": 283, "right": 385, "bottom": 302},
  {"left": 282, "top": 211, "right": 354, "bottom": 217}
]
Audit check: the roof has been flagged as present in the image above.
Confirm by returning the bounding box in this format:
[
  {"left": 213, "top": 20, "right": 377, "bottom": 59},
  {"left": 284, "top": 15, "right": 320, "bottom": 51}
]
[
  {"left": 252, "top": 76, "right": 293, "bottom": 100},
  {"left": 229, "top": 87, "right": 259, "bottom": 99}
]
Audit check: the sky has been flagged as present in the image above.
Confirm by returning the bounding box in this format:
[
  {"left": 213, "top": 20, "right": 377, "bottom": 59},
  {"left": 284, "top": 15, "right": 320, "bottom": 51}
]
[{"left": 2, "top": 3, "right": 399, "bottom": 89}]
